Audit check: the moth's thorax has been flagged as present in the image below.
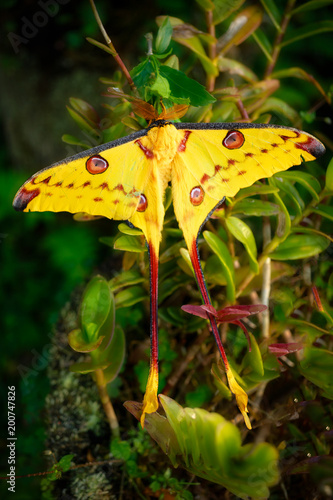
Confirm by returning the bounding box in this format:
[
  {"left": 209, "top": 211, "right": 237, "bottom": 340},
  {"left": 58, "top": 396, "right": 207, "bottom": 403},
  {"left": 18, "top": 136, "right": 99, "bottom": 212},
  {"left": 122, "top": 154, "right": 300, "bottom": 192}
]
[
  {"left": 145, "top": 122, "right": 180, "bottom": 161},
  {"left": 144, "top": 122, "right": 182, "bottom": 189}
]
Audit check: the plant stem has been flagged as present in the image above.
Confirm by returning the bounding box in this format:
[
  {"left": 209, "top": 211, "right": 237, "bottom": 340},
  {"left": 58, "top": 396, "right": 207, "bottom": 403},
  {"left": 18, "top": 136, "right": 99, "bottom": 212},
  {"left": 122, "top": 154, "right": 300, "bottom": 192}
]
[
  {"left": 89, "top": 0, "right": 136, "bottom": 92},
  {"left": 206, "top": 9, "right": 216, "bottom": 92},
  {"left": 95, "top": 368, "right": 120, "bottom": 437},
  {"left": 261, "top": 215, "right": 271, "bottom": 338},
  {"left": 264, "top": 0, "right": 297, "bottom": 78}
]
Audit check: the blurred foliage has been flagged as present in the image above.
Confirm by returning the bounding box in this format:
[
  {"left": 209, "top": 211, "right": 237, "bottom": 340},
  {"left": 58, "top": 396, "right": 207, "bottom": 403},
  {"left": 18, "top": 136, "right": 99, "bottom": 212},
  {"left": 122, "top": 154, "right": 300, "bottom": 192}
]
[{"left": 1, "top": 0, "right": 333, "bottom": 498}]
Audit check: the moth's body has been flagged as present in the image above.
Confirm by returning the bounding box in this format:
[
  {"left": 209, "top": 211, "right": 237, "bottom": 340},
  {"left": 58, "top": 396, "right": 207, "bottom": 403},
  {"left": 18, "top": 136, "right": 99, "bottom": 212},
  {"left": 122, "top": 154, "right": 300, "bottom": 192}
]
[{"left": 13, "top": 118, "right": 325, "bottom": 426}]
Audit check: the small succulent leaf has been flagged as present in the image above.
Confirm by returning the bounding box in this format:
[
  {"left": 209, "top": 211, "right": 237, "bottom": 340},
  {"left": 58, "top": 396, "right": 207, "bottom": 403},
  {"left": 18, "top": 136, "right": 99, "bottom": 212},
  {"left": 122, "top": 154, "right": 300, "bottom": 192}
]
[
  {"left": 68, "top": 328, "right": 105, "bottom": 353},
  {"left": 203, "top": 231, "right": 236, "bottom": 302},
  {"left": 231, "top": 198, "right": 280, "bottom": 216},
  {"left": 270, "top": 233, "right": 330, "bottom": 260},
  {"left": 114, "top": 234, "right": 147, "bottom": 253},
  {"left": 115, "top": 286, "right": 147, "bottom": 308},
  {"left": 117, "top": 223, "right": 143, "bottom": 236},
  {"left": 241, "top": 332, "right": 264, "bottom": 376},
  {"left": 278, "top": 171, "right": 321, "bottom": 201},
  {"left": 94, "top": 326, "right": 126, "bottom": 383},
  {"left": 80, "top": 276, "right": 112, "bottom": 340},
  {"left": 299, "top": 346, "right": 333, "bottom": 398},
  {"left": 225, "top": 216, "right": 259, "bottom": 273}
]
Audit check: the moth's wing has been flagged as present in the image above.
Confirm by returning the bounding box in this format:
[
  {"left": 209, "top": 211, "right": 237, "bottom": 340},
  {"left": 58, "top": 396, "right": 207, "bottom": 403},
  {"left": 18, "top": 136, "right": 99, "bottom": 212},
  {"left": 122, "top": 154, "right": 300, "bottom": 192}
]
[
  {"left": 172, "top": 123, "right": 325, "bottom": 246},
  {"left": 13, "top": 129, "right": 152, "bottom": 221}
]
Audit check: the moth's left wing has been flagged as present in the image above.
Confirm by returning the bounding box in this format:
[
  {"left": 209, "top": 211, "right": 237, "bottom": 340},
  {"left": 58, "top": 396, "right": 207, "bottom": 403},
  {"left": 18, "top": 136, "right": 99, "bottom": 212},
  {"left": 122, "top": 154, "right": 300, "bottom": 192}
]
[
  {"left": 172, "top": 123, "right": 325, "bottom": 246},
  {"left": 13, "top": 129, "right": 151, "bottom": 221}
]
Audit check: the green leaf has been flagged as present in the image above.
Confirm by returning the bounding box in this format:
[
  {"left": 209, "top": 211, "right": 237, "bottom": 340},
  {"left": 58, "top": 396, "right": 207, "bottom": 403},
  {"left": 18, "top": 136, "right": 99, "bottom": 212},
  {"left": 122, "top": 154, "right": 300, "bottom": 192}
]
[
  {"left": 80, "top": 276, "right": 110, "bottom": 326},
  {"left": 269, "top": 177, "right": 304, "bottom": 217},
  {"left": 155, "top": 16, "right": 173, "bottom": 53},
  {"left": 216, "top": 6, "right": 263, "bottom": 55},
  {"left": 68, "top": 328, "right": 105, "bottom": 353},
  {"left": 251, "top": 28, "right": 273, "bottom": 60},
  {"left": 271, "top": 192, "right": 291, "bottom": 241},
  {"left": 225, "top": 217, "right": 259, "bottom": 273},
  {"left": 66, "top": 106, "right": 99, "bottom": 136},
  {"left": 144, "top": 396, "right": 280, "bottom": 498},
  {"left": 270, "top": 233, "right": 330, "bottom": 260},
  {"left": 312, "top": 204, "right": 333, "bottom": 222},
  {"left": 57, "top": 454, "right": 74, "bottom": 472},
  {"left": 130, "top": 59, "right": 154, "bottom": 89},
  {"left": 185, "top": 384, "right": 214, "bottom": 408},
  {"left": 69, "top": 97, "right": 99, "bottom": 124},
  {"left": 325, "top": 157, "right": 333, "bottom": 191},
  {"left": 241, "top": 333, "right": 264, "bottom": 377},
  {"left": 61, "top": 134, "right": 90, "bottom": 148},
  {"left": 277, "top": 171, "right": 321, "bottom": 201},
  {"left": 251, "top": 97, "right": 298, "bottom": 122},
  {"left": 114, "top": 234, "right": 147, "bottom": 253},
  {"left": 109, "top": 270, "right": 145, "bottom": 292},
  {"left": 231, "top": 198, "right": 280, "bottom": 216},
  {"left": 172, "top": 33, "right": 218, "bottom": 76},
  {"left": 115, "top": 286, "right": 146, "bottom": 308},
  {"left": 150, "top": 73, "right": 171, "bottom": 99},
  {"left": 217, "top": 57, "right": 258, "bottom": 83},
  {"left": 159, "top": 65, "right": 215, "bottom": 106},
  {"left": 300, "top": 346, "right": 333, "bottom": 399},
  {"left": 233, "top": 184, "right": 279, "bottom": 200},
  {"left": 195, "top": 0, "right": 214, "bottom": 10},
  {"left": 95, "top": 326, "right": 126, "bottom": 383},
  {"left": 292, "top": 0, "right": 333, "bottom": 15},
  {"left": 203, "top": 231, "right": 235, "bottom": 302},
  {"left": 259, "top": 0, "right": 282, "bottom": 29},
  {"left": 280, "top": 21, "right": 333, "bottom": 48},
  {"left": 118, "top": 223, "right": 143, "bottom": 236},
  {"left": 213, "top": 0, "right": 246, "bottom": 25}
]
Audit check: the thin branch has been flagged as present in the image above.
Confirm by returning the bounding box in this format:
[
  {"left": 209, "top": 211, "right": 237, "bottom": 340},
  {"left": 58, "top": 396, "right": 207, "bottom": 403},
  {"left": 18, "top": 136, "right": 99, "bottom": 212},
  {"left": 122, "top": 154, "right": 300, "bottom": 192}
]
[
  {"left": 89, "top": 0, "right": 136, "bottom": 92},
  {"left": 264, "top": 0, "right": 297, "bottom": 78},
  {"left": 95, "top": 368, "right": 120, "bottom": 437},
  {"left": 205, "top": 9, "right": 217, "bottom": 92}
]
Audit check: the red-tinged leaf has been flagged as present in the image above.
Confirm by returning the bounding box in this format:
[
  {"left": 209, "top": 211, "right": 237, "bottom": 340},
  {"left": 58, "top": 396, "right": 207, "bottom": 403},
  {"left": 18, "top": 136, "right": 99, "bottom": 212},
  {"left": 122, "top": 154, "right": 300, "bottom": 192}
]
[
  {"left": 181, "top": 304, "right": 211, "bottom": 319},
  {"left": 221, "top": 304, "right": 267, "bottom": 316},
  {"left": 268, "top": 342, "right": 303, "bottom": 357}
]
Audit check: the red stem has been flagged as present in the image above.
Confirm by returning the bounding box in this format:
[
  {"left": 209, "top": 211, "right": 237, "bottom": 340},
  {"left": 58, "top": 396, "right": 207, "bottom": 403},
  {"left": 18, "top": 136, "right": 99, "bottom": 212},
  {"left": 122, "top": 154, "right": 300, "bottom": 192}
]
[
  {"left": 190, "top": 239, "right": 229, "bottom": 368},
  {"left": 149, "top": 243, "right": 159, "bottom": 376}
]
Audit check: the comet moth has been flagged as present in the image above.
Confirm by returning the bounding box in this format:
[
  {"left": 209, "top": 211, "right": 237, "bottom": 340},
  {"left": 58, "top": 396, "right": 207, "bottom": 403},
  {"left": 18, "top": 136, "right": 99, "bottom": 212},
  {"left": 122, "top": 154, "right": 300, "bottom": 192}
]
[{"left": 13, "top": 102, "right": 325, "bottom": 428}]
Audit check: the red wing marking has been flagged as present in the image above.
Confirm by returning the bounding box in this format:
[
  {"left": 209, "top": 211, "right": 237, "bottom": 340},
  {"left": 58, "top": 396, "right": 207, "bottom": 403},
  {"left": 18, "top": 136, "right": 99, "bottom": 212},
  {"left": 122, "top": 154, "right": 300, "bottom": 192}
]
[
  {"left": 94, "top": 197, "right": 103, "bottom": 202},
  {"left": 200, "top": 173, "right": 210, "bottom": 184},
  {"left": 135, "top": 139, "right": 154, "bottom": 159},
  {"left": 178, "top": 131, "right": 192, "bottom": 152},
  {"left": 82, "top": 181, "right": 91, "bottom": 188},
  {"left": 261, "top": 149, "right": 268, "bottom": 154},
  {"left": 295, "top": 136, "right": 322, "bottom": 156},
  {"left": 99, "top": 182, "right": 110, "bottom": 190},
  {"left": 13, "top": 187, "right": 40, "bottom": 211},
  {"left": 67, "top": 183, "right": 74, "bottom": 189},
  {"left": 280, "top": 132, "right": 300, "bottom": 142},
  {"left": 245, "top": 152, "right": 253, "bottom": 158},
  {"left": 237, "top": 170, "right": 246, "bottom": 176}
]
